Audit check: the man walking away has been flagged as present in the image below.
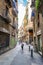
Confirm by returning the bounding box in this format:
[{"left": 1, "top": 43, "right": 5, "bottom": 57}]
[
  {"left": 21, "top": 43, "right": 24, "bottom": 51},
  {"left": 30, "top": 42, "right": 34, "bottom": 57},
  {"left": 29, "top": 44, "right": 31, "bottom": 51}
]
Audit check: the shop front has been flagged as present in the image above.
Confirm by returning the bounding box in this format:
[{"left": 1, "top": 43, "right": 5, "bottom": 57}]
[
  {"left": 37, "top": 35, "right": 42, "bottom": 52},
  {"left": 0, "top": 32, "right": 10, "bottom": 50}
]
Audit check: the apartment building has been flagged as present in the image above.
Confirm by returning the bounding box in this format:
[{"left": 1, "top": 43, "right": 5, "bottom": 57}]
[
  {"left": 31, "top": 0, "right": 43, "bottom": 56},
  {"left": 23, "top": 3, "right": 33, "bottom": 44},
  {"left": 0, "top": 0, "right": 18, "bottom": 53}
]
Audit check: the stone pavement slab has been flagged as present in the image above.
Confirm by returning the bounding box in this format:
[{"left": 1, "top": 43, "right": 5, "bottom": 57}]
[
  {"left": 0, "top": 44, "right": 21, "bottom": 65},
  {"left": 0, "top": 43, "right": 43, "bottom": 65},
  {"left": 11, "top": 44, "right": 43, "bottom": 65}
]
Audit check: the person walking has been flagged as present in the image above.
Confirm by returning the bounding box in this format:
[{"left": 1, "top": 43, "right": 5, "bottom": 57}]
[
  {"left": 30, "top": 42, "right": 34, "bottom": 57},
  {"left": 28, "top": 44, "right": 31, "bottom": 51},
  {"left": 21, "top": 42, "right": 24, "bottom": 51}
]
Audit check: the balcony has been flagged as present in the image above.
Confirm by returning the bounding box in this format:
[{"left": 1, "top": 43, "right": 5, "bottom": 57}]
[
  {"left": 37, "top": 0, "right": 43, "bottom": 16},
  {"left": 0, "top": 27, "right": 10, "bottom": 34},
  {"left": 0, "top": 15, "right": 11, "bottom": 23},
  {"left": 0, "top": 8, "right": 11, "bottom": 23},
  {"left": 30, "top": 0, "right": 35, "bottom": 7},
  {"left": 11, "top": 0, "right": 18, "bottom": 14},
  {"left": 5, "top": 0, "right": 12, "bottom": 8},
  {"left": 12, "top": 9, "right": 17, "bottom": 17}
]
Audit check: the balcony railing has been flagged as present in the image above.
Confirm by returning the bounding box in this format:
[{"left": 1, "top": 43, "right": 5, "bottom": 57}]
[
  {"left": 5, "top": 0, "right": 12, "bottom": 8},
  {"left": 1, "top": 9, "right": 11, "bottom": 23}
]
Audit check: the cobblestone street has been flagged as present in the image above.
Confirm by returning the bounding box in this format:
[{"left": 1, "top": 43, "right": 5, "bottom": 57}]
[
  {"left": 0, "top": 43, "right": 43, "bottom": 65},
  {"left": 0, "top": 0, "right": 43, "bottom": 65}
]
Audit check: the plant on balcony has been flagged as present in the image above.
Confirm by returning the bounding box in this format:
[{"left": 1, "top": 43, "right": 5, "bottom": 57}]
[
  {"left": 35, "top": 0, "right": 40, "bottom": 10},
  {"left": 35, "top": 0, "right": 43, "bottom": 13}
]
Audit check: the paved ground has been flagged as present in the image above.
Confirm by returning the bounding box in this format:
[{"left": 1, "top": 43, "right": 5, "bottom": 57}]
[
  {"left": 10, "top": 44, "right": 43, "bottom": 65},
  {"left": 0, "top": 43, "right": 43, "bottom": 65},
  {"left": 0, "top": 43, "right": 21, "bottom": 65}
]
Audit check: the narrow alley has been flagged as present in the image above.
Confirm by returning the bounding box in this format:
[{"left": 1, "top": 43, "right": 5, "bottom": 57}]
[
  {"left": 0, "top": 0, "right": 43, "bottom": 65},
  {"left": 0, "top": 43, "right": 43, "bottom": 65}
]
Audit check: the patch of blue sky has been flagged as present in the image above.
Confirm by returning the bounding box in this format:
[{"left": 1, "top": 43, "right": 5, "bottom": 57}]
[{"left": 18, "top": 0, "right": 27, "bottom": 6}]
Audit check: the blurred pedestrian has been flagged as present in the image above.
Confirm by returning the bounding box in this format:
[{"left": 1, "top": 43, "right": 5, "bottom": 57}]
[
  {"left": 21, "top": 42, "right": 24, "bottom": 51},
  {"left": 28, "top": 44, "right": 31, "bottom": 51},
  {"left": 30, "top": 42, "right": 34, "bottom": 57}
]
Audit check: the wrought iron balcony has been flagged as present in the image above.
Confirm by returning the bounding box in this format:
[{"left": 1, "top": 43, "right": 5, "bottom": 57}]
[{"left": 1, "top": 2, "right": 12, "bottom": 23}]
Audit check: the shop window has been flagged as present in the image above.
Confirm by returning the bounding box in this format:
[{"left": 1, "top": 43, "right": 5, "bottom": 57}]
[
  {"left": 37, "top": 13, "right": 40, "bottom": 28},
  {"left": 0, "top": 33, "right": 9, "bottom": 49},
  {"left": 38, "top": 35, "right": 42, "bottom": 51}
]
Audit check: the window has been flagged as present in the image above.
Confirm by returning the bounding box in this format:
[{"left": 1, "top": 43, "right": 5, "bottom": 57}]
[
  {"left": 5, "top": 6, "right": 8, "bottom": 16},
  {"left": 38, "top": 35, "right": 42, "bottom": 51},
  {"left": 37, "top": 13, "right": 40, "bottom": 28}
]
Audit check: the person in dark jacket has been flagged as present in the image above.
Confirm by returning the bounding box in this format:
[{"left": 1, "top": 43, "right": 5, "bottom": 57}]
[
  {"left": 30, "top": 42, "right": 34, "bottom": 57},
  {"left": 21, "top": 43, "right": 24, "bottom": 51}
]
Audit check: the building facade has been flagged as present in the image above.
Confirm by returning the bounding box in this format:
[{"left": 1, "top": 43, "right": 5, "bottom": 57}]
[
  {"left": 0, "top": 0, "right": 18, "bottom": 53},
  {"left": 22, "top": 3, "right": 33, "bottom": 44},
  {"left": 31, "top": 0, "right": 43, "bottom": 56}
]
